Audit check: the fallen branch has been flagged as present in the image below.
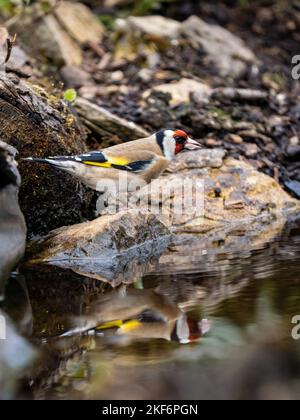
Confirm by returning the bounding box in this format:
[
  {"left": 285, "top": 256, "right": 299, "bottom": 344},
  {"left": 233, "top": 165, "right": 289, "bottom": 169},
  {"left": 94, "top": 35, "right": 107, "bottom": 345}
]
[
  {"left": 212, "top": 87, "right": 268, "bottom": 102},
  {"left": 76, "top": 97, "right": 150, "bottom": 140}
]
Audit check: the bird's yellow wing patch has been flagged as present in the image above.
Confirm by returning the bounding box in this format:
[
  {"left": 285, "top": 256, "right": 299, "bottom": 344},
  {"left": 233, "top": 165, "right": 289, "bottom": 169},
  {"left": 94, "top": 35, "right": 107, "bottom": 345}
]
[
  {"left": 118, "top": 320, "right": 142, "bottom": 333},
  {"left": 95, "top": 319, "right": 142, "bottom": 333},
  {"left": 61, "top": 151, "right": 155, "bottom": 172},
  {"left": 83, "top": 156, "right": 130, "bottom": 168},
  {"left": 95, "top": 320, "right": 123, "bottom": 330}
]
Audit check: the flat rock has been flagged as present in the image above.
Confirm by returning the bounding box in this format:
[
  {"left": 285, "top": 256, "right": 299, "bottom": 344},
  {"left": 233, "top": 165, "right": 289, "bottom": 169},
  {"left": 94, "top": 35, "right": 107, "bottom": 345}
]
[
  {"left": 131, "top": 149, "right": 300, "bottom": 231},
  {"left": 114, "top": 14, "right": 257, "bottom": 77},
  {"left": 167, "top": 148, "right": 226, "bottom": 172},
  {"left": 76, "top": 97, "right": 150, "bottom": 140},
  {"left": 26, "top": 211, "right": 171, "bottom": 286},
  {"left": 144, "top": 78, "right": 212, "bottom": 105},
  {"left": 60, "top": 65, "right": 92, "bottom": 89},
  {"left": 37, "top": 14, "right": 83, "bottom": 66},
  {"left": 181, "top": 16, "right": 257, "bottom": 78},
  {"left": 124, "top": 15, "right": 180, "bottom": 40},
  {"left": 114, "top": 15, "right": 180, "bottom": 61},
  {"left": 55, "top": 1, "right": 104, "bottom": 45},
  {"left": 8, "top": 4, "right": 83, "bottom": 66}
]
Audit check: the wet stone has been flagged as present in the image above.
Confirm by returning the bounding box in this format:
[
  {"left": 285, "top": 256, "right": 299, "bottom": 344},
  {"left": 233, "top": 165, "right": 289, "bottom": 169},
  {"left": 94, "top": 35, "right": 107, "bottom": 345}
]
[
  {"left": 244, "top": 143, "right": 259, "bottom": 158},
  {"left": 286, "top": 146, "right": 300, "bottom": 160},
  {"left": 284, "top": 180, "right": 300, "bottom": 199},
  {"left": 60, "top": 65, "right": 92, "bottom": 89}
]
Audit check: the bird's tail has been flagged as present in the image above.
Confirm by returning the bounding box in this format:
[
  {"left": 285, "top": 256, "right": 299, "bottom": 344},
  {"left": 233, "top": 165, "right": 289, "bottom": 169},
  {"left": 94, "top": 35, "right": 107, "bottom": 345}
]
[
  {"left": 23, "top": 157, "right": 64, "bottom": 166},
  {"left": 23, "top": 157, "right": 81, "bottom": 173}
]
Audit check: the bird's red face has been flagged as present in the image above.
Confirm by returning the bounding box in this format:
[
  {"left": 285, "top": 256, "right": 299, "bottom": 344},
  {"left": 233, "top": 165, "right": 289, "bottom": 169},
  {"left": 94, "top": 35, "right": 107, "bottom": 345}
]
[
  {"left": 173, "top": 130, "right": 200, "bottom": 154},
  {"left": 156, "top": 129, "right": 200, "bottom": 160}
]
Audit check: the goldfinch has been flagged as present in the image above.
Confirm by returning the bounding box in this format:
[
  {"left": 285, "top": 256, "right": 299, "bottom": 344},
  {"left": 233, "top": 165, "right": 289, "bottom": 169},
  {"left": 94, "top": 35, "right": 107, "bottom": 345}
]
[
  {"left": 61, "top": 288, "right": 211, "bottom": 343},
  {"left": 25, "top": 129, "right": 200, "bottom": 192}
]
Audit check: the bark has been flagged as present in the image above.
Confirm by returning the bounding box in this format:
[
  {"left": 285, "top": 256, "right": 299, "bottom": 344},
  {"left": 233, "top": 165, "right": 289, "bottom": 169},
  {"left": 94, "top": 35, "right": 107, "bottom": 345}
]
[{"left": 0, "top": 71, "right": 93, "bottom": 236}]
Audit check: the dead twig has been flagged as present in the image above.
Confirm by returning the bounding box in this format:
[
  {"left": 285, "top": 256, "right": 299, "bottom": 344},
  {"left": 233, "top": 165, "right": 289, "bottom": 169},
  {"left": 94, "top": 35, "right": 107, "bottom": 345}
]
[
  {"left": 212, "top": 87, "right": 268, "bottom": 102},
  {"left": 5, "top": 33, "right": 17, "bottom": 64}
]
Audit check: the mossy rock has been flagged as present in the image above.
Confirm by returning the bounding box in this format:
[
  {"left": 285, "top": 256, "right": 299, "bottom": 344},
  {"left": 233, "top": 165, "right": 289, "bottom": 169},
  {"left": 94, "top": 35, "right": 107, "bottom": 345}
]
[{"left": 0, "top": 72, "right": 94, "bottom": 236}]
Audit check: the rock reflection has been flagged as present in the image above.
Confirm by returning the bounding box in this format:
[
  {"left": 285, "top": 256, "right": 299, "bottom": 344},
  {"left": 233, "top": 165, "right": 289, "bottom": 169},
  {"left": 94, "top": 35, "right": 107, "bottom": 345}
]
[{"left": 24, "top": 236, "right": 170, "bottom": 287}]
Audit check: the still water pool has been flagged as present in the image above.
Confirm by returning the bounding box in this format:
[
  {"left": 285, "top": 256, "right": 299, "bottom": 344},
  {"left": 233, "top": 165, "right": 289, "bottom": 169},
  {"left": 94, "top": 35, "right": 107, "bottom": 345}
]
[{"left": 2, "top": 220, "right": 300, "bottom": 400}]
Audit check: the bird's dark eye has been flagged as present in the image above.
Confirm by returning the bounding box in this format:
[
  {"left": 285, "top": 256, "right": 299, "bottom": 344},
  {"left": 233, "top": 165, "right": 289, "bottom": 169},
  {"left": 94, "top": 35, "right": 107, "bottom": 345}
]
[{"left": 175, "top": 136, "right": 186, "bottom": 144}]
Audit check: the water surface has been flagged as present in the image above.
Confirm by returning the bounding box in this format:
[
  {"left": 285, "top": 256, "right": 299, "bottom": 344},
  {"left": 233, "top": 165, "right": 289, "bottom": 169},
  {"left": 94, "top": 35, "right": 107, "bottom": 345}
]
[{"left": 2, "top": 221, "right": 300, "bottom": 400}]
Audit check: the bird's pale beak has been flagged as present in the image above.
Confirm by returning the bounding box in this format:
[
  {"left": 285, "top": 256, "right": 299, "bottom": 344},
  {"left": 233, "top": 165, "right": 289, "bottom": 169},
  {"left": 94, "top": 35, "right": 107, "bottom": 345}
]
[{"left": 184, "top": 138, "right": 201, "bottom": 150}]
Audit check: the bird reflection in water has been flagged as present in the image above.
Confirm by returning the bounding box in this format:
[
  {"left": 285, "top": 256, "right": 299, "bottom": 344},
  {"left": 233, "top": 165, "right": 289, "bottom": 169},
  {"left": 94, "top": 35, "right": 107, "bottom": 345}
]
[{"left": 62, "top": 286, "right": 211, "bottom": 344}]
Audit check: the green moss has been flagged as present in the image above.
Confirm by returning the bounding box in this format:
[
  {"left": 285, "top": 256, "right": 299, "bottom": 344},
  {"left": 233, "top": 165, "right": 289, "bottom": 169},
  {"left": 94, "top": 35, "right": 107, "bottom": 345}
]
[
  {"left": 40, "top": 0, "right": 52, "bottom": 13},
  {"left": 0, "top": 0, "right": 31, "bottom": 17},
  {"left": 210, "top": 106, "right": 231, "bottom": 121},
  {"left": 238, "top": 0, "right": 249, "bottom": 6},
  {"left": 132, "top": 0, "right": 176, "bottom": 16},
  {"left": 0, "top": 0, "right": 19, "bottom": 13},
  {"left": 132, "top": 0, "right": 162, "bottom": 15},
  {"left": 264, "top": 72, "right": 286, "bottom": 91},
  {"left": 107, "top": 0, "right": 177, "bottom": 18},
  {"left": 98, "top": 14, "right": 116, "bottom": 30},
  {"left": 30, "top": 84, "right": 60, "bottom": 104}
]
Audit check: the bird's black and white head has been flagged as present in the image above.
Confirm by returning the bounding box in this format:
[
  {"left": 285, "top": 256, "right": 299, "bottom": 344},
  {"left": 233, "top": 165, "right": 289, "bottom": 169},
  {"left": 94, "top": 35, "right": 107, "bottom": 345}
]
[{"left": 155, "top": 129, "right": 200, "bottom": 160}]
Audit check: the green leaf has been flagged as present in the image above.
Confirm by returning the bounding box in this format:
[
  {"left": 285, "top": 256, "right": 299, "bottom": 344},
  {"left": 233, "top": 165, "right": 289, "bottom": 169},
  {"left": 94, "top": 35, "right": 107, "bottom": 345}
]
[
  {"left": 98, "top": 14, "right": 116, "bottom": 30},
  {"left": 63, "top": 89, "right": 77, "bottom": 104}
]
